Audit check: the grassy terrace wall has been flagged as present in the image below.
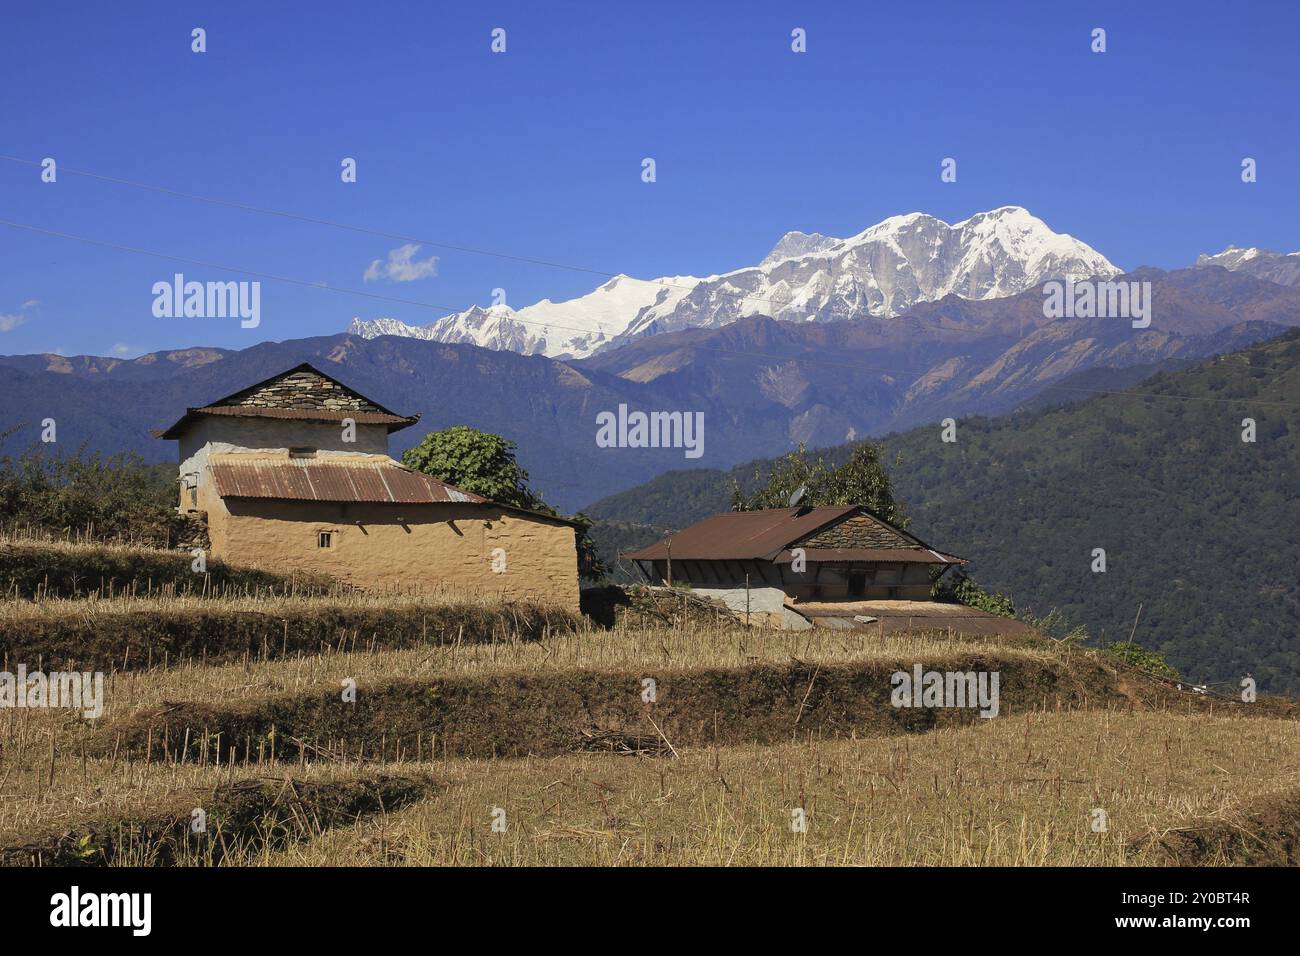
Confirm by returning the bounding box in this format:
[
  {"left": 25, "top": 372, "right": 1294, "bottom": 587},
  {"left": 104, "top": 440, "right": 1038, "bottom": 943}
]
[
  {"left": 95, "top": 652, "right": 1274, "bottom": 764},
  {"left": 0, "top": 537, "right": 336, "bottom": 600},
  {"left": 0, "top": 772, "right": 436, "bottom": 867},
  {"left": 1134, "top": 788, "right": 1300, "bottom": 866},
  {"left": 0, "top": 594, "right": 580, "bottom": 672}
]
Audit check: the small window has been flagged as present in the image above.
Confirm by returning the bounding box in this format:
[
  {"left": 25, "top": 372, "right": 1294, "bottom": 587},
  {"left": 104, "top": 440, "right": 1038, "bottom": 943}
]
[
  {"left": 848, "top": 570, "right": 867, "bottom": 597},
  {"left": 317, "top": 531, "right": 333, "bottom": 548},
  {"left": 289, "top": 447, "right": 318, "bottom": 459}
]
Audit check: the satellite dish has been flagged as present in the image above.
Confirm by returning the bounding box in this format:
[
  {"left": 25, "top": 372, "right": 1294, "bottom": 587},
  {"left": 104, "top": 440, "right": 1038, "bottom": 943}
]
[{"left": 788, "top": 485, "right": 806, "bottom": 508}]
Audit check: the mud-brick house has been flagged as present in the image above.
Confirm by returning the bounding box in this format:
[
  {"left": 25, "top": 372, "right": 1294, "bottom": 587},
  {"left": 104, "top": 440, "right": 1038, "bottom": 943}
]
[
  {"left": 624, "top": 506, "right": 1029, "bottom": 634},
  {"left": 154, "top": 363, "right": 580, "bottom": 609}
]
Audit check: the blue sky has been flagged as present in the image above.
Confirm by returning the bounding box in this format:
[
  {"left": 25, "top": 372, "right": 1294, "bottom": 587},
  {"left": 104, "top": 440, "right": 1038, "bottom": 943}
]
[{"left": 1, "top": 0, "right": 1297, "bottom": 357}]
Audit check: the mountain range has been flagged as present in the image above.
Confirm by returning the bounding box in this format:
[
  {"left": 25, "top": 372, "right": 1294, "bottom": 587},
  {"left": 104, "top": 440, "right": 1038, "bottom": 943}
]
[
  {"left": 1196, "top": 246, "right": 1300, "bottom": 288},
  {"left": 3, "top": 210, "right": 1298, "bottom": 511},
  {"left": 349, "top": 206, "right": 1118, "bottom": 359}
]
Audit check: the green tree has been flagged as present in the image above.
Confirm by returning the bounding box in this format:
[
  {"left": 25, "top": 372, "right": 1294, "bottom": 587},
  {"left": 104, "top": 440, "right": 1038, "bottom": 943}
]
[
  {"left": 730, "top": 441, "right": 909, "bottom": 527},
  {"left": 401, "top": 426, "right": 539, "bottom": 510},
  {"left": 401, "top": 426, "right": 607, "bottom": 580}
]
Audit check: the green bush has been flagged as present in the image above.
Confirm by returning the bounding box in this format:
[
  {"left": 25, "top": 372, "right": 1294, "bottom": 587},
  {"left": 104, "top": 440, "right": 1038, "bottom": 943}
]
[
  {"left": 932, "top": 570, "right": 1015, "bottom": 618},
  {"left": 0, "top": 436, "right": 179, "bottom": 546},
  {"left": 1103, "top": 641, "right": 1179, "bottom": 680}
]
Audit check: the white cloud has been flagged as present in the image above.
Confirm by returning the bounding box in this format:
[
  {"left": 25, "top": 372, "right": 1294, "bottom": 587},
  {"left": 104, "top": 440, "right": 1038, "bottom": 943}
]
[
  {"left": 364, "top": 243, "right": 438, "bottom": 283},
  {"left": 110, "top": 343, "right": 133, "bottom": 356},
  {"left": 0, "top": 299, "right": 38, "bottom": 332}
]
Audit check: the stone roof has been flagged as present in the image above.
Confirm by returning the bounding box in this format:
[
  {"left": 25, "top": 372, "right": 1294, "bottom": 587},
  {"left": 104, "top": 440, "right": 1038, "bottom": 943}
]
[{"left": 154, "top": 363, "right": 420, "bottom": 439}]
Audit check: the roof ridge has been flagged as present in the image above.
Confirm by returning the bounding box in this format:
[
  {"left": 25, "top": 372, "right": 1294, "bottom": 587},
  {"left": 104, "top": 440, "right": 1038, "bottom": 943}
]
[{"left": 622, "top": 503, "right": 948, "bottom": 564}]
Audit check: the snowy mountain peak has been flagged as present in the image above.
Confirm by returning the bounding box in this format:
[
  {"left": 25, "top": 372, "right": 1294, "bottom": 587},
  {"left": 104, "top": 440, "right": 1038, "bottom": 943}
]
[
  {"left": 1198, "top": 246, "right": 1268, "bottom": 268},
  {"left": 350, "top": 273, "right": 704, "bottom": 359},
  {"left": 1194, "top": 245, "right": 1300, "bottom": 287},
  {"left": 761, "top": 231, "right": 839, "bottom": 266},
  {"left": 349, "top": 206, "right": 1119, "bottom": 358}
]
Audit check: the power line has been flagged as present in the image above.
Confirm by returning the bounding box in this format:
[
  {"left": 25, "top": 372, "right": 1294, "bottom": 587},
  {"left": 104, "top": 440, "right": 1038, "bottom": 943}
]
[
  {"left": 0, "top": 154, "right": 620, "bottom": 281},
  {"left": 0, "top": 217, "right": 478, "bottom": 314},
  {"left": 8, "top": 153, "right": 1295, "bottom": 383},
  {"left": 0, "top": 152, "right": 992, "bottom": 337},
  {"left": 3, "top": 216, "right": 1298, "bottom": 411},
  {"left": 1, "top": 217, "right": 1297, "bottom": 412},
  {"left": 0, "top": 217, "right": 989, "bottom": 381}
]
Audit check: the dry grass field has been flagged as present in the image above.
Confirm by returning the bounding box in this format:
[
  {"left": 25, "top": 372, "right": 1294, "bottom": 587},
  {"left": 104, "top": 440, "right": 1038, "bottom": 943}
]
[
  {"left": 1, "top": 541, "right": 1297, "bottom": 867},
  {"left": 266, "top": 712, "right": 1300, "bottom": 867}
]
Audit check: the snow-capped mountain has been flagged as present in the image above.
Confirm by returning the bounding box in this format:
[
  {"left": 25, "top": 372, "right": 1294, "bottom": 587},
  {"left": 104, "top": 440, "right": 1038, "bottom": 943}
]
[
  {"left": 616, "top": 206, "right": 1118, "bottom": 344},
  {"left": 348, "top": 274, "right": 701, "bottom": 359},
  {"left": 1196, "top": 246, "right": 1300, "bottom": 287},
  {"left": 348, "top": 206, "right": 1118, "bottom": 358}
]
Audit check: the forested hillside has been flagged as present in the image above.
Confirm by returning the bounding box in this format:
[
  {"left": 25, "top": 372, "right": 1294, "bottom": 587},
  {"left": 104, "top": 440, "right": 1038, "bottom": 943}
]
[{"left": 588, "top": 331, "right": 1300, "bottom": 693}]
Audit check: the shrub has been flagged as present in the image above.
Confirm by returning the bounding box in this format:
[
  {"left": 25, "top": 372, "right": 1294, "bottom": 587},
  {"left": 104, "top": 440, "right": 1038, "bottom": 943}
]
[
  {"left": 932, "top": 570, "right": 1015, "bottom": 618},
  {"left": 0, "top": 437, "right": 178, "bottom": 546},
  {"left": 1103, "top": 640, "right": 1179, "bottom": 680}
]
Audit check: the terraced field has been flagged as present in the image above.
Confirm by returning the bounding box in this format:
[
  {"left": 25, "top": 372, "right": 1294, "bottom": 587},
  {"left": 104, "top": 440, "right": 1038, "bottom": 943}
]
[{"left": 3, "top": 589, "right": 1298, "bottom": 866}]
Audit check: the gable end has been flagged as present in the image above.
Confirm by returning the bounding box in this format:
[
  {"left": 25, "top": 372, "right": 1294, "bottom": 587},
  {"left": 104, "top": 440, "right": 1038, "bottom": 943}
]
[
  {"left": 216, "top": 366, "right": 388, "bottom": 414},
  {"left": 797, "top": 513, "right": 917, "bottom": 551}
]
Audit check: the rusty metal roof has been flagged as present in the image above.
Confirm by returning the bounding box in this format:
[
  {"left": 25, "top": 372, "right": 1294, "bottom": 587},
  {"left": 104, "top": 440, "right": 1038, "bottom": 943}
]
[
  {"left": 622, "top": 506, "right": 963, "bottom": 564},
  {"left": 209, "top": 459, "right": 488, "bottom": 505}
]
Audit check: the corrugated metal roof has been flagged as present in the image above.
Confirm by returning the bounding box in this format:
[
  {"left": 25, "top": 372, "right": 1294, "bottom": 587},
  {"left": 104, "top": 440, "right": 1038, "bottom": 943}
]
[
  {"left": 210, "top": 459, "right": 487, "bottom": 504},
  {"left": 622, "top": 506, "right": 963, "bottom": 564}
]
